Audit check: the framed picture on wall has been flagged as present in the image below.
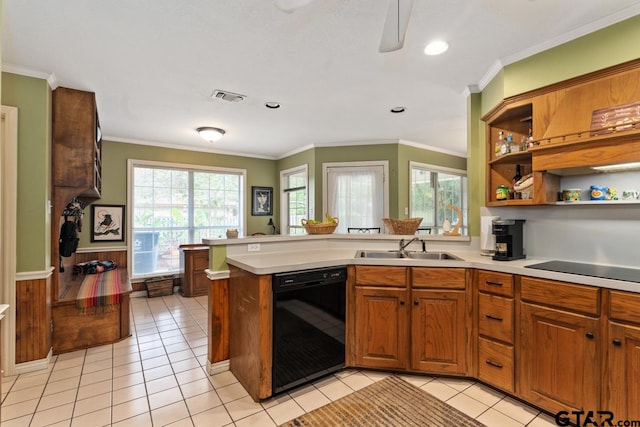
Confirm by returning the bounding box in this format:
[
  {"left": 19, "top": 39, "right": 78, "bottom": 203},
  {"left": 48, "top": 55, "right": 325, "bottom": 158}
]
[
  {"left": 91, "top": 204, "right": 125, "bottom": 242},
  {"left": 251, "top": 186, "right": 273, "bottom": 216}
]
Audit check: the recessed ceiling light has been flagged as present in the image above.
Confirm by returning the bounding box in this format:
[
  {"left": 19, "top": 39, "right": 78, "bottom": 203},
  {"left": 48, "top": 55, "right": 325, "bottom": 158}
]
[
  {"left": 424, "top": 40, "right": 449, "bottom": 56},
  {"left": 265, "top": 102, "right": 281, "bottom": 109},
  {"left": 390, "top": 106, "right": 406, "bottom": 113}
]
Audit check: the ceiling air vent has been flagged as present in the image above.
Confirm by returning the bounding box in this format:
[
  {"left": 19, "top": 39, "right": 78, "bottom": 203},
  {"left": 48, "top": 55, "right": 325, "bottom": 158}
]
[{"left": 211, "top": 90, "right": 245, "bottom": 103}]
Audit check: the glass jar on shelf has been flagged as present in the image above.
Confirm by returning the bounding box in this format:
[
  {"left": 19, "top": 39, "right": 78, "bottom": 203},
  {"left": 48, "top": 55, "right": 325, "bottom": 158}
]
[
  {"left": 500, "top": 133, "right": 511, "bottom": 156},
  {"left": 495, "top": 131, "right": 504, "bottom": 157}
]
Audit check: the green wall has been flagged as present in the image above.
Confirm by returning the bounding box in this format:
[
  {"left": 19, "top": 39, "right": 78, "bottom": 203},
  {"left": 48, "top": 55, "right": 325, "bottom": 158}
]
[
  {"left": 1, "top": 73, "right": 51, "bottom": 272},
  {"left": 81, "top": 140, "right": 278, "bottom": 247},
  {"left": 503, "top": 15, "right": 640, "bottom": 98},
  {"left": 275, "top": 142, "right": 466, "bottom": 223},
  {"left": 275, "top": 147, "right": 316, "bottom": 229},
  {"left": 466, "top": 93, "right": 482, "bottom": 237},
  {"left": 314, "top": 143, "right": 399, "bottom": 218}
]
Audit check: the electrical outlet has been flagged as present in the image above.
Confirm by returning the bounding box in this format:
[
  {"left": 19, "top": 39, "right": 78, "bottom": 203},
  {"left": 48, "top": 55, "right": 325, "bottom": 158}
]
[
  {"left": 405, "top": 207, "right": 409, "bottom": 215},
  {"left": 248, "top": 243, "right": 261, "bottom": 252}
]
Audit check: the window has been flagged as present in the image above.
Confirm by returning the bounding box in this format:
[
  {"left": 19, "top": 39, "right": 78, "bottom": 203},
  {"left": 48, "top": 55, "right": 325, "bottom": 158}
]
[
  {"left": 323, "top": 162, "right": 388, "bottom": 233},
  {"left": 410, "top": 161, "right": 467, "bottom": 234},
  {"left": 280, "top": 165, "right": 308, "bottom": 235},
  {"left": 128, "top": 160, "right": 245, "bottom": 277}
]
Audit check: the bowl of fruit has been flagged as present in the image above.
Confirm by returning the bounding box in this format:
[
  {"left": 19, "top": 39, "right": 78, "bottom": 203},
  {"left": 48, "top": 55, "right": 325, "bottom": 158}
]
[{"left": 301, "top": 214, "right": 339, "bottom": 234}]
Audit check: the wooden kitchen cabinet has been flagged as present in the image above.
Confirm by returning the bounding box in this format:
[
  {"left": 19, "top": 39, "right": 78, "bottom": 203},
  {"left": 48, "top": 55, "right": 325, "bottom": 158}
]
[
  {"left": 179, "top": 245, "right": 210, "bottom": 297},
  {"left": 52, "top": 87, "right": 102, "bottom": 198},
  {"left": 603, "top": 290, "right": 640, "bottom": 421},
  {"left": 350, "top": 266, "right": 470, "bottom": 376},
  {"left": 483, "top": 59, "right": 640, "bottom": 207},
  {"left": 354, "top": 286, "right": 408, "bottom": 369},
  {"left": 411, "top": 288, "right": 466, "bottom": 374},
  {"left": 411, "top": 267, "right": 469, "bottom": 375},
  {"left": 519, "top": 277, "right": 600, "bottom": 416},
  {"left": 476, "top": 270, "right": 516, "bottom": 393},
  {"left": 352, "top": 266, "right": 409, "bottom": 370}
]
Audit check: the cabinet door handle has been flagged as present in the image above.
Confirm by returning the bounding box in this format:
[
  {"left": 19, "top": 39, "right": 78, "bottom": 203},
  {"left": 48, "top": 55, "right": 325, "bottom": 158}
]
[
  {"left": 486, "top": 281, "right": 503, "bottom": 287},
  {"left": 400, "top": 300, "right": 405, "bottom": 306},
  {"left": 585, "top": 332, "right": 594, "bottom": 340},
  {"left": 414, "top": 300, "right": 419, "bottom": 305},
  {"left": 485, "top": 314, "right": 503, "bottom": 322},
  {"left": 485, "top": 359, "right": 503, "bottom": 369},
  {"left": 612, "top": 339, "right": 622, "bottom": 347}
]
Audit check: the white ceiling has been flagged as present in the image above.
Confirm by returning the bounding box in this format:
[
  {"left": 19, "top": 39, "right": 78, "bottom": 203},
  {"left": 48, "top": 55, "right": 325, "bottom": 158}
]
[{"left": 3, "top": 1, "right": 640, "bottom": 159}]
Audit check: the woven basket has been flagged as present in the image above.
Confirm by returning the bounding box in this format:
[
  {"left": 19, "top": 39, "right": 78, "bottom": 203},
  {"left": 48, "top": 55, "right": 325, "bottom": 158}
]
[
  {"left": 382, "top": 217, "right": 423, "bottom": 235},
  {"left": 301, "top": 218, "right": 339, "bottom": 234},
  {"left": 145, "top": 276, "right": 174, "bottom": 298}
]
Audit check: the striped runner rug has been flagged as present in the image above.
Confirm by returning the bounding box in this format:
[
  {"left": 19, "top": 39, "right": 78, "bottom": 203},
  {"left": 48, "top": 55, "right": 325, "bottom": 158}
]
[
  {"left": 76, "top": 268, "right": 123, "bottom": 311},
  {"left": 280, "top": 375, "right": 486, "bottom": 427}
]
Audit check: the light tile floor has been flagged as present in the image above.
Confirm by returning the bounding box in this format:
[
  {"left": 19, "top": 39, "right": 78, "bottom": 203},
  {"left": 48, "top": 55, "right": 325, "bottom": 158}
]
[{"left": 0, "top": 293, "right": 558, "bottom": 426}]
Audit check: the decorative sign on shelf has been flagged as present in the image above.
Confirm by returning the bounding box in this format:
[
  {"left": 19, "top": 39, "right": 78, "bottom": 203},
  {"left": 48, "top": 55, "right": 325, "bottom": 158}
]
[{"left": 590, "top": 100, "right": 640, "bottom": 136}]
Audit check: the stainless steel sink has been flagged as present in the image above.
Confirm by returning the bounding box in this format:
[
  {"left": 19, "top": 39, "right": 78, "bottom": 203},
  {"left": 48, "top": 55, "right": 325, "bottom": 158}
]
[
  {"left": 356, "top": 250, "right": 462, "bottom": 260},
  {"left": 356, "top": 250, "right": 404, "bottom": 258},
  {"left": 406, "top": 252, "right": 462, "bottom": 260}
]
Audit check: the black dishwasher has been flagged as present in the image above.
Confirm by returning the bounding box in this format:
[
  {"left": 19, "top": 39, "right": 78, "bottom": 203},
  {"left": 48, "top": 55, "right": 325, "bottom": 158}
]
[{"left": 272, "top": 266, "right": 346, "bottom": 395}]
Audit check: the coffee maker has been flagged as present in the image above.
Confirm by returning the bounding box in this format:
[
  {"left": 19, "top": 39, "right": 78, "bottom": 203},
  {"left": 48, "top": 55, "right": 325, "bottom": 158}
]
[{"left": 492, "top": 219, "right": 526, "bottom": 261}]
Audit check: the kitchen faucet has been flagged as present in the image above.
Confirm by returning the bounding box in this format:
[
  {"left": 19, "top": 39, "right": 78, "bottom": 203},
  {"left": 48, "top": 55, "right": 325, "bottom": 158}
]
[{"left": 398, "top": 237, "right": 421, "bottom": 257}]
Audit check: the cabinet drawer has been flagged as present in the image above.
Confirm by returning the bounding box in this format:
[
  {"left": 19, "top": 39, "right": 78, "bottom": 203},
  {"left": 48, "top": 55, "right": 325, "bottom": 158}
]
[
  {"left": 521, "top": 276, "right": 600, "bottom": 316},
  {"left": 192, "top": 250, "right": 209, "bottom": 269},
  {"left": 478, "top": 293, "right": 514, "bottom": 344},
  {"left": 609, "top": 290, "right": 640, "bottom": 325},
  {"left": 477, "top": 270, "right": 514, "bottom": 297},
  {"left": 412, "top": 268, "right": 466, "bottom": 289},
  {"left": 478, "top": 337, "right": 514, "bottom": 394},
  {"left": 355, "top": 266, "right": 407, "bottom": 287}
]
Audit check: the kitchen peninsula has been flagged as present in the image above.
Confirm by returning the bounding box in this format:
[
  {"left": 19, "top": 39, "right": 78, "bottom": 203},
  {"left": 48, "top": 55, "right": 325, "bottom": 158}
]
[{"left": 205, "top": 233, "right": 640, "bottom": 422}]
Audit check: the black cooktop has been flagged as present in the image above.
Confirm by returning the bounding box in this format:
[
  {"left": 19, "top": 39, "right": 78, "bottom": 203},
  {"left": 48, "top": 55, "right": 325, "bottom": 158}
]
[{"left": 525, "top": 260, "right": 640, "bottom": 283}]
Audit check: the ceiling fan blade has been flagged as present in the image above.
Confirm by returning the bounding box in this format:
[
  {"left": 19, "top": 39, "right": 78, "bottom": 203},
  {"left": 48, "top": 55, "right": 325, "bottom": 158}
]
[
  {"left": 379, "top": 0, "right": 414, "bottom": 53},
  {"left": 274, "top": 0, "right": 316, "bottom": 13}
]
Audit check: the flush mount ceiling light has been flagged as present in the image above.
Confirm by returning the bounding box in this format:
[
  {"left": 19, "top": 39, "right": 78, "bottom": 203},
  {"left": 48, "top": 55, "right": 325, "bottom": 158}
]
[
  {"left": 196, "top": 127, "right": 226, "bottom": 142},
  {"left": 265, "top": 102, "right": 281, "bottom": 109},
  {"left": 390, "top": 106, "right": 406, "bottom": 113},
  {"left": 424, "top": 40, "right": 449, "bottom": 55}
]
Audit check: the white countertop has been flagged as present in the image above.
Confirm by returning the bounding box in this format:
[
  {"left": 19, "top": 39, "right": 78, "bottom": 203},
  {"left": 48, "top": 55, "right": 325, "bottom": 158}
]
[{"left": 225, "top": 248, "right": 640, "bottom": 293}]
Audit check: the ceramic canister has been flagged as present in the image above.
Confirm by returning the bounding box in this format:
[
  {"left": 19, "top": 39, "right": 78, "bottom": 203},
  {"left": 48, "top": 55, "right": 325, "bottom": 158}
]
[{"left": 590, "top": 185, "right": 608, "bottom": 200}]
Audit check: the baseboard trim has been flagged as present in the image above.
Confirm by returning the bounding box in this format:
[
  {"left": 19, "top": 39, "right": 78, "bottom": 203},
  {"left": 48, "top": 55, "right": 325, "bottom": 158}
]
[
  {"left": 207, "top": 359, "right": 229, "bottom": 375},
  {"left": 14, "top": 348, "right": 53, "bottom": 375}
]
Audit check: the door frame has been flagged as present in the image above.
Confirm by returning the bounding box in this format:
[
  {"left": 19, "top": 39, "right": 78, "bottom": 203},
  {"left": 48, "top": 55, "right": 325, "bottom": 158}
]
[{"left": 1, "top": 105, "right": 19, "bottom": 376}]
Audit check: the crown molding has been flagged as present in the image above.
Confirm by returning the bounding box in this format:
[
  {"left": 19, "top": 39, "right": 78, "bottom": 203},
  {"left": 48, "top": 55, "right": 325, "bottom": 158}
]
[{"left": 2, "top": 63, "right": 58, "bottom": 89}]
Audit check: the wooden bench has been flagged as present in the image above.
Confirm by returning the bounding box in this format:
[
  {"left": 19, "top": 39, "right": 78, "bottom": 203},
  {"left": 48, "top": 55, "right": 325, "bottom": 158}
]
[{"left": 52, "top": 268, "right": 132, "bottom": 354}]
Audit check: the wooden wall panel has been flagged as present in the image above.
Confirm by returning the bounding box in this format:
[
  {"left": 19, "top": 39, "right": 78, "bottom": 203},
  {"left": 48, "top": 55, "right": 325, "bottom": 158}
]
[
  {"left": 75, "top": 249, "right": 127, "bottom": 267},
  {"left": 228, "top": 266, "right": 272, "bottom": 401},
  {"left": 16, "top": 277, "right": 51, "bottom": 363},
  {"left": 208, "top": 277, "right": 229, "bottom": 363}
]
